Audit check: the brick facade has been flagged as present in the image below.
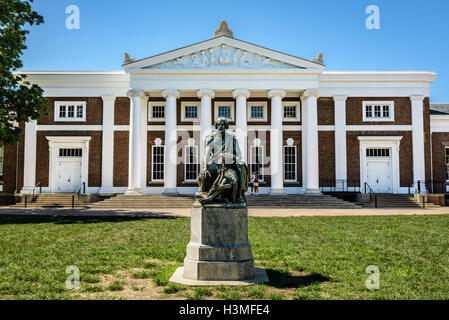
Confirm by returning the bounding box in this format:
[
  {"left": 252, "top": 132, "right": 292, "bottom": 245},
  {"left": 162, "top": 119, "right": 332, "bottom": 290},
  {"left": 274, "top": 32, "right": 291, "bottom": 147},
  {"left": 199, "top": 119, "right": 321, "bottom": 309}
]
[
  {"left": 39, "top": 97, "right": 103, "bottom": 125},
  {"left": 346, "top": 97, "right": 412, "bottom": 125}
]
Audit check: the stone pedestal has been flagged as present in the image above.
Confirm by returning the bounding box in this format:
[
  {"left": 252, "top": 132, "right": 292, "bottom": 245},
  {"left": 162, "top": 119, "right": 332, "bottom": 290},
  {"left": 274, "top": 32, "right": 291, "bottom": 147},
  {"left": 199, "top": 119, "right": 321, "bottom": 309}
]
[{"left": 170, "top": 206, "right": 268, "bottom": 285}]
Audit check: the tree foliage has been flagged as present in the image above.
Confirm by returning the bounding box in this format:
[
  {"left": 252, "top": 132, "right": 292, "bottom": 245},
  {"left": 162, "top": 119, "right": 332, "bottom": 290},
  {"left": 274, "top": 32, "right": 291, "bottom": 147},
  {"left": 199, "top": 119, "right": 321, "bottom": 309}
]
[{"left": 0, "top": 0, "right": 47, "bottom": 146}]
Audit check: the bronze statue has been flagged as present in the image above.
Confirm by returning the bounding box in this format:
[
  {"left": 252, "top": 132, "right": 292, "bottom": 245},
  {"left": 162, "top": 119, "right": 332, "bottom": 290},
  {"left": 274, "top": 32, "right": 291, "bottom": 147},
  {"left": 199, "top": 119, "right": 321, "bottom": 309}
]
[{"left": 195, "top": 118, "right": 249, "bottom": 207}]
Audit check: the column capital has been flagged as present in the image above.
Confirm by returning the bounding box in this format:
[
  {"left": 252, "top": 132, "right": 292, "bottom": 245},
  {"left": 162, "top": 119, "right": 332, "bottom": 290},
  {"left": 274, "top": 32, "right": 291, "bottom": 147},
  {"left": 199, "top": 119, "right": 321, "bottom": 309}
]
[
  {"left": 410, "top": 95, "right": 425, "bottom": 102},
  {"left": 268, "top": 89, "right": 286, "bottom": 99},
  {"left": 303, "top": 89, "right": 319, "bottom": 98},
  {"left": 101, "top": 95, "right": 116, "bottom": 103},
  {"left": 333, "top": 95, "right": 347, "bottom": 102},
  {"left": 127, "top": 89, "right": 145, "bottom": 97},
  {"left": 162, "top": 89, "right": 180, "bottom": 99},
  {"left": 232, "top": 89, "right": 251, "bottom": 99},
  {"left": 197, "top": 89, "right": 215, "bottom": 99}
]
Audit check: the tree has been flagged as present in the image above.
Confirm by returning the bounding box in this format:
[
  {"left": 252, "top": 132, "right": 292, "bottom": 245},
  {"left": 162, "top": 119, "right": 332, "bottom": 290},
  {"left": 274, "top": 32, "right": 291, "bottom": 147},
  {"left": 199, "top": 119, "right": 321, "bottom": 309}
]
[{"left": 0, "top": 0, "right": 47, "bottom": 146}]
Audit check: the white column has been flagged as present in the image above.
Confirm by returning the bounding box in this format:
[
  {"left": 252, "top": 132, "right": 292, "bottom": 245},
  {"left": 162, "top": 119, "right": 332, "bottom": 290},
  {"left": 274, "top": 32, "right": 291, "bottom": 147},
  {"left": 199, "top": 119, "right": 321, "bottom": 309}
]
[
  {"left": 21, "top": 120, "right": 37, "bottom": 193},
  {"left": 268, "top": 89, "right": 286, "bottom": 195},
  {"left": 140, "top": 95, "right": 149, "bottom": 192},
  {"left": 99, "top": 96, "right": 116, "bottom": 194},
  {"left": 126, "top": 89, "right": 145, "bottom": 195},
  {"left": 197, "top": 89, "right": 215, "bottom": 170},
  {"left": 233, "top": 89, "right": 250, "bottom": 163},
  {"left": 334, "top": 95, "right": 347, "bottom": 182},
  {"left": 162, "top": 89, "right": 180, "bottom": 195},
  {"left": 301, "top": 95, "right": 307, "bottom": 189},
  {"left": 303, "top": 90, "right": 321, "bottom": 194},
  {"left": 410, "top": 95, "right": 426, "bottom": 188}
]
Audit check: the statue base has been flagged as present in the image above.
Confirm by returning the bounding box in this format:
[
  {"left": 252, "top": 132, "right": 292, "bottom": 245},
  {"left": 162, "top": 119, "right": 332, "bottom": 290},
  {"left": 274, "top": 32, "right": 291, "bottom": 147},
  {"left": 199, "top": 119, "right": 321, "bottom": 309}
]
[{"left": 169, "top": 206, "right": 268, "bottom": 285}]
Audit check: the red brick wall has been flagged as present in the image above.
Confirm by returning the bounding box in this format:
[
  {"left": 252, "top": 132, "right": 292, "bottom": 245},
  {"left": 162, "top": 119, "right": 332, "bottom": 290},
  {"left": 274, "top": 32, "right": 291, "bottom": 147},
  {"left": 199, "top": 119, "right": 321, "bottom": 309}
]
[
  {"left": 39, "top": 97, "right": 103, "bottom": 125},
  {"left": 346, "top": 131, "right": 413, "bottom": 187},
  {"left": 114, "top": 97, "right": 130, "bottom": 126},
  {"left": 319, "top": 131, "right": 335, "bottom": 186},
  {"left": 431, "top": 132, "right": 449, "bottom": 184},
  {"left": 346, "top": 97, "right": 412, "bottom": 125},
  {"left": 113, "top": 131, "right": 129, "bottom": 187},
  {"left": 318, "top": 98, "right": 335, "bottom": 125},
  {"left": 35, "top": 131, "right": 102, "bottom": 187}
]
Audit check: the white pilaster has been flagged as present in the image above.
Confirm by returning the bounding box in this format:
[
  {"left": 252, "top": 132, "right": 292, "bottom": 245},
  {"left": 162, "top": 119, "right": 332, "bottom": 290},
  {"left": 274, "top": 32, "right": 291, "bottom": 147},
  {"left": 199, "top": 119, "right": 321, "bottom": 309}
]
[
  {"left": 410, "top": 95, "right": 426, "bottom": 187},
  {"left": 268, "top": 89, "right": 286, "bottom": 195},
  {"left": 162, "top": 89, "right": 180, "bottom": 195},
  {"left": 197, "top": 89, "right": 215, "bottom": 170},
  {"left": 21, "top": 120, "right": 37, "bottom": 193},
  {"left": 303, "top": 90, "right": 321, "bottom": 194},
  {"left": 126, "top": 89, "right": 145, "bottom": 195},
  {"left": 233, "top": 89, "right": 250, "bottom": 163},
  {"left": 99, "top": 96, "right": 116, "bottom": 194},
  {"left": 333, "top": 95, "right": 347, "bottom": 182},
  {"left": 301, "top": 95, "right": 307, "bottom": 189}
]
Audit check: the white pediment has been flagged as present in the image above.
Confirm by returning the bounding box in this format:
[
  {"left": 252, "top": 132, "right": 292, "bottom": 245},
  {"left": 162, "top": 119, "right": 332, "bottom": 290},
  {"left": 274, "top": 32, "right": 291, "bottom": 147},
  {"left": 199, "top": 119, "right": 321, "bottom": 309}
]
[
  {"left": 145, "top": 44, "right": 300, "bottom": 69},
  {"left": 123, "top": 36, "right": 324, "bottom": 71}
]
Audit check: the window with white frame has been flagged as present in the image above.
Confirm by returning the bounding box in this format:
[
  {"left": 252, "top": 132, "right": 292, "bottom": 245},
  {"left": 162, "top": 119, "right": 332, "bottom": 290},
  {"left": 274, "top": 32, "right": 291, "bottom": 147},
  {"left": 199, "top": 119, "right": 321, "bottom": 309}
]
[
  {"left": 181, "top": 102, "right": 200, "bottom": 121},
  {"left": 152, "top": 145, "right": 164, "bottom": 181},
  {"left": 59, "top": 148, "right": 82, "bottom": 157},
  {"left": 148, "top": 102, "right": 165, "bottom": 121},
  {"left": 0, "top": 146, "right": 3, "bottom": 181},
  {"left": 283, "top": 102, "right": 300, "bottom": 121},
  {"left": 284, "top": 146, "right": 297, "bottom": 182},
  {"left": 446, "top": 148, "right": 449, "bottom": 181},
  {"left": 214, "top": 101, "right": 234, "bottom": 121},
  {"left": 54, "top": 101, "right": 86, "bottom": 122},
  {"left": 250, "top": 146, "right": 264, "bottom": 181},
  {"left": 363, "top": 101, "right": 394, "bottom": 122},
  {"left": 185, "top": 146, "right": 199, "bottom": 182},
  {"left": 366, "top": 148, "right": 391, "bottom": 158},
  {"left": 247, "top": 101, "right": 267, "bottom": 121}
]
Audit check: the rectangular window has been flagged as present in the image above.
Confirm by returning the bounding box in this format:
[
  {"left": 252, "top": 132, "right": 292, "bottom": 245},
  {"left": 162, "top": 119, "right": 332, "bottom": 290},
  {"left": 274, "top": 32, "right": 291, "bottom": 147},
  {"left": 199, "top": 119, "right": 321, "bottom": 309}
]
[
  {"left": 152, "top": 146, "right": 164, "bottom": 181},
  {"left": 363, "top": 101, "right": 394, "bottom": 122},
  {"left": 185, "top": 105, "right": 198, "bottom": 119},
  {"left": 284, "top": 146, "right": 297, "bottom": 181},
  {"left": 148, "top": 102, "right": 166, "bottom": 121},
  {"left": 284, "top": 106, "right": 296, "bottom": 119},
  {"left": 152, "top": 105, "right": 165, "bottom": 119},
  {"left": 282, "top": 102, "right": 300, "bottom": 121},
  {"left": 218, "top": 105, "right": 231, "bottom": 119},
  {"left": 366, "top": 148, "right": 391, "bottom": 158},
  {"left": 0, "top": 146, "right": 4, "bottom": 181},
  {"left": 250, "top": 146, "right": 264, "bottom": 181},
  {"left": 59, "top": 148, "right": 82, "bottom": 157},
  {"left": 251, "top": 106, "right": 264, "bottom": 119},
  {"left": 446, "top": 148, "right": 449, "bottom": 181},
  {"left": 185, "top": 146, "right": 199, "bottom": 182},
  {"left": 247, "top": 102, "right": 267, "bottom": 121},
  {"left": 55, "top": 101, "right": 86, "bottom": 122}
]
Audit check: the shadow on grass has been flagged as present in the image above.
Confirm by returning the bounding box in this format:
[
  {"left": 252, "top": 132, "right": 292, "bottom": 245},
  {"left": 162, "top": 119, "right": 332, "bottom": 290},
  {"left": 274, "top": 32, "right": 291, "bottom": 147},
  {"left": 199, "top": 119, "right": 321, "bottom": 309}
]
[
  {"left": 266, "top": 269, "right": 330, "bottom": 289},
  {"left": 0, "top": 213, "right": 178, "bottom": 225}
]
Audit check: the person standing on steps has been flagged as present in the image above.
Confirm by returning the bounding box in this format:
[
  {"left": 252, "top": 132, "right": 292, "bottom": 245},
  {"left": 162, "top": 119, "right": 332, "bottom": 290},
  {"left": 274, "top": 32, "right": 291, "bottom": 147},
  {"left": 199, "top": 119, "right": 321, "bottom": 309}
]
[
  {"left": 250, "top": 172, "right": 256, "bottom": 195},
  {"left": 254, "top": 173, "right": 260, "bottom": 196}
]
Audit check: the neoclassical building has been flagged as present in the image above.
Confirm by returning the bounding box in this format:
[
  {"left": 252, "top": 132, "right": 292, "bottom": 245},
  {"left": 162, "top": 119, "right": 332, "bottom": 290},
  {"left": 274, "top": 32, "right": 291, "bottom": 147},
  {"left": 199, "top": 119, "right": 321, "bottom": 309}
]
[{"left": 1, "top": 21, "right": 448, "bottom": 196}]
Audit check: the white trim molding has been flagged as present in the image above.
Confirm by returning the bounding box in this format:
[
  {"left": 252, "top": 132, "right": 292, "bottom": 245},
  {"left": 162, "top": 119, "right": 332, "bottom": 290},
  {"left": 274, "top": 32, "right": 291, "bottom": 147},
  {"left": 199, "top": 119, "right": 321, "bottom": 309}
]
[
  {"left": 181, "top": 101, "right": 201, "bottom": 122},
  {"left": 247, "top": 101, "right": 268, "bottom": 122},
  {"left": 54, "top": 101, "right": 87, "bottom": 122},
  {"left": 148, "top": 101, "right": 166, "bottom": 122},
  {"left": 362, "top": 101, "right": 395, "bottom": 122},
  {"left": 282, "top": 101, "right": 301, "bottom": 122}
]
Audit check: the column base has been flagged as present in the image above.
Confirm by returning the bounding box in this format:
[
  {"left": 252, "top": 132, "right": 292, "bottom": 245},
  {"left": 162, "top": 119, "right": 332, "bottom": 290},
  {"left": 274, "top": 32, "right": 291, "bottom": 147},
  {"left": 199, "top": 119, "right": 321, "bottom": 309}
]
[
  {"left": 162, "top": 188, "right": 179, "bottom": 196},
  {"left": 98, "top": 187, "right": 115, "bottom": 195},
  {"left": 305, "top": 188, "right": 322, "bottom": 195},
  {"left": 125, "top": 188, "right": 143, "bottom": 195},
  {"left": 269, "top": 188, "right": 285, "bottom": 195}
]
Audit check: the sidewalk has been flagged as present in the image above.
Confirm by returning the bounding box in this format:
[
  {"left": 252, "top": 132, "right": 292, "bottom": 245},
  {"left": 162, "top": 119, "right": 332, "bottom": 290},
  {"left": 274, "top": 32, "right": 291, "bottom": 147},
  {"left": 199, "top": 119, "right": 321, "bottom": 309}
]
[{"left": 1, "top": 206, "right": 449, "bottom": 217}]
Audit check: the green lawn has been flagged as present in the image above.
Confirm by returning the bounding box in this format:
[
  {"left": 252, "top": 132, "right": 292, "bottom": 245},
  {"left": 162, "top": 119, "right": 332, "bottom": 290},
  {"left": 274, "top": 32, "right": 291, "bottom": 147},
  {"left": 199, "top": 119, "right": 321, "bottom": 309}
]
[{"left": 0, "top": 214, "right": 449, "bottom": 300}]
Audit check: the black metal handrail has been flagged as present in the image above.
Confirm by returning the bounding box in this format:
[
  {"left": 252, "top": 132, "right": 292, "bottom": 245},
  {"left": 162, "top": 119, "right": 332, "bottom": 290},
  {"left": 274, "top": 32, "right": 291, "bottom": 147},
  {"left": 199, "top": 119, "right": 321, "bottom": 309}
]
[
  {"left": 416, "top": 180, "right": 448, "bottom": 195},
  {"left": 72, "top": 182, "right": 86, "bottom": 208},
  {"left": 319, "top": 180, "right": 361, "bottom": 193},
  {"left": 24, "top": 181, "right": 42, "bottom": 208},
  {"left": 364, "top": 182, "right": 378, "bottom": 208}
]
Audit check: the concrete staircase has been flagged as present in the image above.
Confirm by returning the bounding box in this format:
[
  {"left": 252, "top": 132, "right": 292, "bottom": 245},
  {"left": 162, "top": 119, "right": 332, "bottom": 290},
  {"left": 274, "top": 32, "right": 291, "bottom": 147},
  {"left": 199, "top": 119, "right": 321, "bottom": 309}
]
[
  {"left": 11, "top": 193, "right": 87, "bottom": 208},
  {"left": 88, "top": 193, "right": 361, "bottom": 209},
  {"left": 88, "top": 194, "right": 195, "bottom": 209},
  {"left": 360, "top": 194, "right": 441, "bottom": 208},
  {"left": 246, "top": 194, "right": 361, "bottom": 209}
]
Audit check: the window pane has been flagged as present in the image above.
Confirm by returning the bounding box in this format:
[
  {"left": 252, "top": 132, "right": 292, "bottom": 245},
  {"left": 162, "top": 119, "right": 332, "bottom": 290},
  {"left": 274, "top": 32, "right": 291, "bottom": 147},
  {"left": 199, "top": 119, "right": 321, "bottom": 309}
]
[
  {"left": 383, "top": 105, "right": 390, "bottom": 118},
  {"left": 58, "top": 148, "right": 82, "bottom": 157},
  {"left": 59, "top": 105, "right": 66, "bottom": 118},
  {"left": 76, "top": 105, "right": 83, "bottom": 118},
  {"left": 366, "top": 105, "right": 372, "bottom": 118},
  {"left": 284, "top": 105, "right": 296, "bottom": 119},
  {"left": 152, "top": 105, "right": 165, "bottom": 118},
  {"left": 251, "top": 105, "right": 264, "bottom": 119},
  {"left": 366, "top": 148, "right": 391, "bottom": 158},
  {"left": 185, "top": 146, "right": 198, "bottom": 181},
  {"left": 185, "top": 106, "right": 198, "bottom": 119},
  {"left": 218, "top": 106, "right": 231, "bottom": 119},
  {"left": 284, "top": 146, "right": 296, "bottom": 181},
  {"left": 152, "top": 146, "right": 164, "bottom": 181},
  {"left": 68, "top": 105, "right": 75, "bottom": 118}
]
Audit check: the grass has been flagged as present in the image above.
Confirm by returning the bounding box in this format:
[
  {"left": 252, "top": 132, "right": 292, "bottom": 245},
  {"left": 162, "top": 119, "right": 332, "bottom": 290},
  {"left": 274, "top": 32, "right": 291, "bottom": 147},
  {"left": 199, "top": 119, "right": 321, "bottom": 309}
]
[{"left": 0, "top": 214, "right": 449, "bottom": 299}]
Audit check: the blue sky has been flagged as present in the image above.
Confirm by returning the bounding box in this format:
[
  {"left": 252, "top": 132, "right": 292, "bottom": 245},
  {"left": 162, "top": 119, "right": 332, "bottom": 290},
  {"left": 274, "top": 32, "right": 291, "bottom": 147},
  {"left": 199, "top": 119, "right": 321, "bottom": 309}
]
[{"left": 22, "top": 0, "right": 449, "bottom": 102}]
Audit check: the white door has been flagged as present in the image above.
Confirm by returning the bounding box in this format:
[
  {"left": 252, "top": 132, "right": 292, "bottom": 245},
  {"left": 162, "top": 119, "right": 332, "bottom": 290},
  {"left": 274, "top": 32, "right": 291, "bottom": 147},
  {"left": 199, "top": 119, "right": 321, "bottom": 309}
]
[
  {"left": 366, "top": 160, "right": 392, "bottom": 193},
  {"left": 55, "top": 159, "right": 82, "bottom": 192}
]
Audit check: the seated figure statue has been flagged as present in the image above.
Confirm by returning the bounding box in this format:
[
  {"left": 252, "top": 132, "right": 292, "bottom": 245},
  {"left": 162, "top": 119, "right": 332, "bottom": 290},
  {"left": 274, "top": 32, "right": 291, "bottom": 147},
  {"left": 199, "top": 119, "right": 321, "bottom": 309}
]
[{"left": 195, "top": 117, "right": 249, "bottom": 207}]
